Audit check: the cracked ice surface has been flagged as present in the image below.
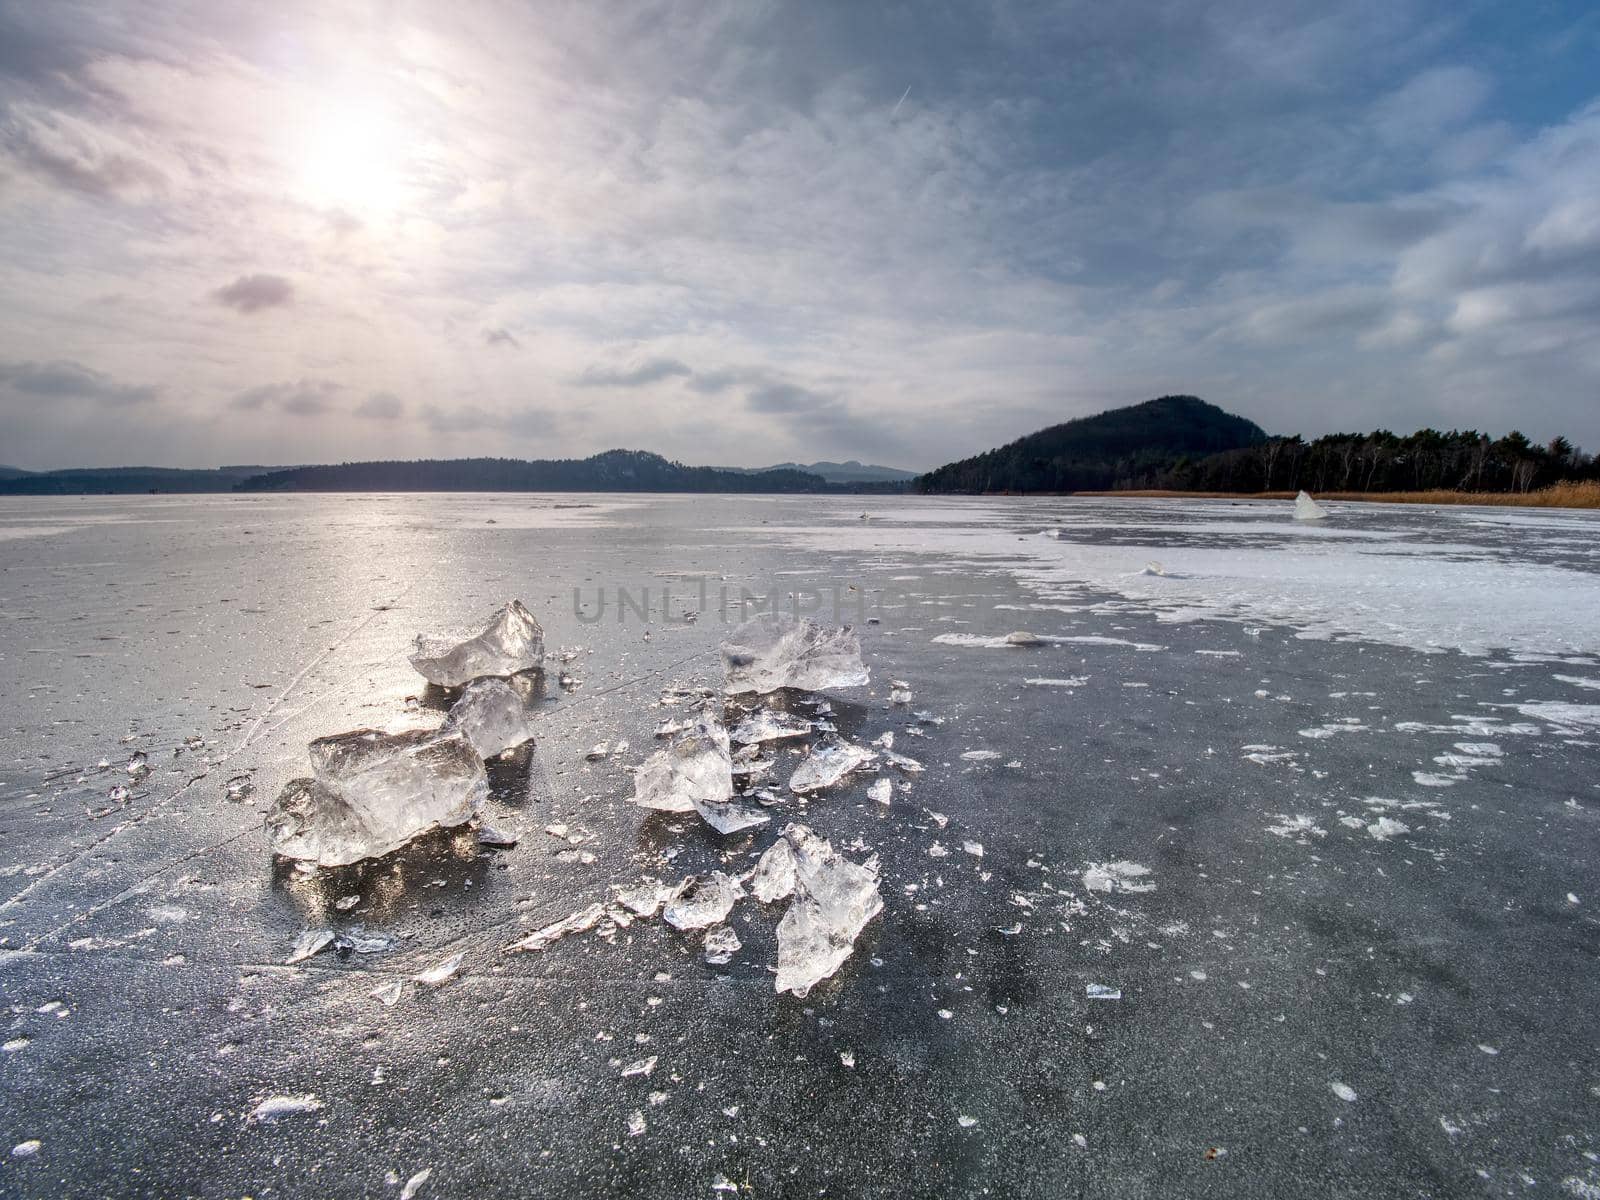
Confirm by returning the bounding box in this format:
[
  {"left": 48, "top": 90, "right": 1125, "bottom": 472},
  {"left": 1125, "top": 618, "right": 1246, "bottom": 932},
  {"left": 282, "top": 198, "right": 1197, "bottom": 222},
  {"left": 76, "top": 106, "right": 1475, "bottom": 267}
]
[
  {"left": 409, "top": 600, "right": 545, "bottom": 688},
  {"left": 266, "top": 729, "right": 487, "bottom": 867},
  {"left": 720, "top": 615, "right": 869, "bottom": 695}
]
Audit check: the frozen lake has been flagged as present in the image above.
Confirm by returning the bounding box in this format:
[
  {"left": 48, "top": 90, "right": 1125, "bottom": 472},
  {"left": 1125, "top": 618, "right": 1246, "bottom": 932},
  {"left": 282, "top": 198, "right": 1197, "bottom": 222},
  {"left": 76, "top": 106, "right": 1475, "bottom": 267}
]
[{"left": 3, "top": 492, "right": 1600, "bottom": 1198}]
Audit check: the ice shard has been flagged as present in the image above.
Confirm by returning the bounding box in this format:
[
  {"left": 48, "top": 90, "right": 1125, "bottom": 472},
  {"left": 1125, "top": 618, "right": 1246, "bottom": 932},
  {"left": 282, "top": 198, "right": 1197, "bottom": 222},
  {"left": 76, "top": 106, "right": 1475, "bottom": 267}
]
[
  {"left": 720, "top": 615, "right": 869, "bottom": 695},
  {"left": 703, "top": 925, "right": 741, "bottom": 965},
  {"left": 444, "top": 677, "right": 537, "bottom": 759},
  {"left": 788, "top": 735, "right": 878, "bottom": 794},
  {"left": 729, "top": 710, "right": 814, "bottom": 745},
  {"left": 265, "top": 729, "right": 487, "bottom": 867},
  {"left": 632, "top": 716, "right": 733, "bottom": 814},
  {"left": 749, "top": 837, "right": 797, "bottom": 903},
  {"left": 769, "top": 823, "right": 883, "bottom": 997},
  {"left": 1293, "top": 490, "right": 1329, "bottom": 521},
  {"left": 663, "top": 872, "right": 745, "bottom": 931},
  {"left": 691, "top": 795, "right": 772, "bottom": 835},
  {"left": 503, "top": 902, "right": 608, "bottom": 953},
  {"left": 409, "top": 600, "right": 545, "bottom": 688}
]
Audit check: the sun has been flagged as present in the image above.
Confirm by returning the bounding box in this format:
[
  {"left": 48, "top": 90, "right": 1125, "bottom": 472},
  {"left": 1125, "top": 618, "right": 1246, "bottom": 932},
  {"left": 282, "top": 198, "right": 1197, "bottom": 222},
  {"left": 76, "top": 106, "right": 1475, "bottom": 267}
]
[{"left": 296, "top": 102, "right": 408, "bottom": 218}]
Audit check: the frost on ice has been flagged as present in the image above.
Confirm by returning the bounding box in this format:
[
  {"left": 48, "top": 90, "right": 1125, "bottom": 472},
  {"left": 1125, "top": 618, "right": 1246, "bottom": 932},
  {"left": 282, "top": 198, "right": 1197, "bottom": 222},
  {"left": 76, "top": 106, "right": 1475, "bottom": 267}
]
[
  {"left": 1293, "top": 490, "right": 1330, "bottom": 521},
  {"left": 767, "top": 823, "right": 883, "bottom": 997},
  {"left": 632, "top": 715, "right": 737, "bottom": 826},
  {"left": 720, "top": 615, "right": 870, "bottom": 695},
  {"left": 789, "top": 735, "right": 878, "bottom": 794},
  {"left": 444, "top": 677, "right": 537, "bottom": 759},
  {"left": 265, "top": 729, "right": 488, "bottom": 867},
  {"left": 409, "top": 599, "right": 545, "bottom": 688}
]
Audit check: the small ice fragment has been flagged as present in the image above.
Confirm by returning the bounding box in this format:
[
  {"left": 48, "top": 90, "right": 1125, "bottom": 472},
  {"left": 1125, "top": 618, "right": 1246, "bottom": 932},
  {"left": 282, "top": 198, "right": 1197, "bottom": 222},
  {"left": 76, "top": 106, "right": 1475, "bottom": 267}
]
[
  {"left": 962, "top": 841, "right": 984, "bottom": 858},
  {"left": 586, "top": 742, "right": 610, "bottom": 761},
  {"left": 1293, "top": 491, "right": 1329, "bottom": 521},
  {"left": 928, "top": 842, "right": 950, "bottom": 858},
  {"left": 703, "top": 925, "right": 741, "bottom": 964},
  {"left": 287, "top": 929, "right": 334, "bottom": 964},
  {"left": 1569, "top": 893, "right": 1580, "bottom": 905},
  {"left": 266, "top": 729, "right": 488, "bottom": 867},
  {"left": 1329, "top": 1081, "right": 1357, "bottom": 1102},
  {"left": 750, "top": 838, "right": 797, "bottom": 903},
  {"left": 720, "top": 614, "right": 870, "bottom": 695},
  {"left": 476, "top": 821, "right": 518, "bottom": 847},
  {"left": 884, "top": 749, "right": 924, "bottom": 773},
  {"left": 445, "top": 678, "right": 537, "bottom": 759},
  {"left": 654, "top": 718, "right": 691, "bottom": 739},
  {"left": 957, "top": 1115, "right": 978, "bottom": 1128},
  {"left": 627, "top": 1111, "right": 647, "bottom": 1138},
  {"left": 504, "top": 902, "right": 607, "bottom": 952},
  {"left": 11, "top": 1140, "right": 41, "bottom": 1159},
  {"left": 867, "top": 778, "right": 893, "bottom": 806},
  {"left": 889, "top": 681, "right": 914, "bottom": 704},
  {"left": 621, "top": 1055, "right": 657, "bottom": 1078},
  {"left": 691, "top": 795, "right": 771, "bottom": 835},
  {"left": 925, "top": 810, "right": 948, "bottom": 829},
  {"left": 663, "top": 872, "right": 745, "bottom": 931},
  {"left": 729, "top": 710, "right": 814, "bottom": 745},
  {"left": 1366, "top": 817, "right": 1409, "bottom": 841},
  {"left": 370, "top": 979, "right": 404, "bottom": 1006},
  {"left": 1477, "top": 1043, "right": 1499, "bottom": 1056},
  {"left": 108, "top": 784, "right": 129, "bottom": 803},
  {"left": 1086, "top": 984, "right": 1121, "bottom": 1001},
  {"left": 1003, "top": 631, "right": 1044, "bottom": 646},
  {"left": 249, "top": 1095, "right": 324, "bottom": 1123},
  {"left": 960, "top": 750, "right": 1002, "bottom": 762},
  {"left": 711, "top": 1175, "right": 738, "bottom": 1194},
  {"left": 789, "top": 735, "right": 878, "bottom": 794},
  {"left": 1082, "top": 861, "right": 1155, "bottom": 895},
  {"left": 614, "top": 882, "right": 675, "bottom": 918},
  {"left": 399, "top": 1168, "right": 432, "bottom": 1200},
  {"left": 1142, "top": 561, "right": 1166, "bottom": 577},
  {"left": 633, "top": 717, "right": 734, "bottom": 815},
  {"left": 772, "top": 823, "right": 883, "bottom": 997},
  {"left": 225, "top": 775, "right": 255, "bottom": 802},
  {"left": 126, "top": 750, "right": 148, "bottom": 776},
  {"left": 411, "top": 951, "right": 465, "bottom": 985},
  {"left": 408, "top": 600, "right": 544, "bottom": 687}
]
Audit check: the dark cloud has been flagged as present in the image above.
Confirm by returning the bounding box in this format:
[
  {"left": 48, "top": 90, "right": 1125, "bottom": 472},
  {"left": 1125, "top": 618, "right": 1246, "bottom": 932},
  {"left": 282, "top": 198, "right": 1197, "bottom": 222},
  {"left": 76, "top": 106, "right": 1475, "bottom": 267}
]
[
  {"left": 577, "top": 358, "right": 692, "bottom": 388},
  {"left": 484, "top": 328, "right": 521, "bottom": 349},
  {"left": 229, "top": 379, "right": 341, "bottom": 415},
  {"left": 1, "top": 116, "right": 165, "bottom": 197},
  {"left": 212, "top": 274, "right": 294, "bottom": 314},
  {"left": 355, "top": 391, "right": 404, "bottom": 420},
  {"left": 0, "top": 358, "right": 156, "bottom": 405}
]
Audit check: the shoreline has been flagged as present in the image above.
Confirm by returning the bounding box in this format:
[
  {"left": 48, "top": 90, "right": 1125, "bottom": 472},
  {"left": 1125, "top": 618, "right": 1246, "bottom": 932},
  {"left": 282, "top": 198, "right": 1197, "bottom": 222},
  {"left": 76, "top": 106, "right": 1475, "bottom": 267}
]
[{"left": 1066, "top": 482, "right": 1600, "bottom": 510}]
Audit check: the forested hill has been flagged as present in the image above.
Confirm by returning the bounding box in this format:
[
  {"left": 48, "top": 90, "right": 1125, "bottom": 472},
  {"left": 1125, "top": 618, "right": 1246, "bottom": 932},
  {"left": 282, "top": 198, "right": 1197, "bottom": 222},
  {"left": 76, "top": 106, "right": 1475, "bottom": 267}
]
[
  {"left": 916, "top": 395, "right": 1266, "bottom": 493},
  {"left": 234, "top": 450, "right": 832, "bottom": 493}
]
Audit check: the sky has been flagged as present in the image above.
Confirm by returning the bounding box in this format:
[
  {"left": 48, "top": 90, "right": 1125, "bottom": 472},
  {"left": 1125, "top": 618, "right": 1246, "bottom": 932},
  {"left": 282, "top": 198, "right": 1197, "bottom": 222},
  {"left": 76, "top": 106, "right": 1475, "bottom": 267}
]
[{"left": 1, "top": 1, "right": 1597, "bottom": 472}]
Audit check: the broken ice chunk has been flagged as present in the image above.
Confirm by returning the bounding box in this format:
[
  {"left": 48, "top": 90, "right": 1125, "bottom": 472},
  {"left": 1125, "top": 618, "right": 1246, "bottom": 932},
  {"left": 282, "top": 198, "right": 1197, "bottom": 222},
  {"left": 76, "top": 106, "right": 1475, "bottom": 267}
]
[
  {"left": 1293, "top": 490, "right": 1329, "bottom": 521},
  {"left": 266, "top": 729, "right": 488, "bottom": 867},
  {"left": 476, "top": 821, "right": 518, "bottom": 847},
  {"left": 409, "top": 600, "right": 544, "bottom": 688},
  {"left": 444, "top": 678, "right": 536, "bottom": 759},
  {"left": 614, "top": 882, "right": 676, "bottom": 919},
  {"left": 1004, "top": 631, "right": 1045, "bottom": 646},
  {"left": 663, "top": 872, "right": 745, "bottom": 931},
  {"left": 772, "top": 823, "right": 883, "bottom": 998},
  {"left": 1086, "top": 983, "right": 1121, "bottom": 1001},
  {"left": 750, "top": 838, "right": 798, "bottom": 903},
  {"left": 286, "top": 929, "right": 334, "bottom": 964},
  {"left": 504, "top": 902, "right": 608, "bottom": 953},
  {"left": 691, "top": 795, "right": 771, "bottom": 836},
  {"left": 249, "top": 1095, "right": 323, "bottom": 1124},
  {"left": 703, "top": 925, "right": 741, "bottom": 965},
  {"left": 720, "top": 615, "right": 870, "bottom": 695},
  {"left": 411, "top": 951, "right": 465, "bottom": 985},
  {"left": 1082, "top": 861, "right": 1155, "bottom": 894},
  {"left": 867, "top": 778, "right": 893, "bottom": 806},
  {"left": 633, "top": 717, "right": 734, "bottom": 814},
  {"left": 888, "top": 680, "right": 914, "bottom": 705},
  {"left": 883, "top": 749, "right": 925, "bottom": 774},
  {"left": 729, "top": 710, "right": 814, "bottom": 745},
  {"left": 788, "top": 735, "right": 878, "bottom": 794},
  {"left": 369, "top": 979, "right": 404, "bottom": 1006}
]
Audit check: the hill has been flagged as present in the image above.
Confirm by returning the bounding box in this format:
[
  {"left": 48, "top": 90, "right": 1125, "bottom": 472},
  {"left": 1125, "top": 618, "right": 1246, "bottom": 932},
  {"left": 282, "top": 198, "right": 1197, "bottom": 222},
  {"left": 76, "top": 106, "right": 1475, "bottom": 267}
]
[
  {"left": 915, "top": 395, "right": 1267, "bottom": 493},
  {"left": 234, "top": 450, "right": 830, "bottom": 493},
  {"left": 0, "top": 465, "right": 278, "bottom": 494},
  {"left": 720, "top": 460, "right": 917, "bottom": 484}
]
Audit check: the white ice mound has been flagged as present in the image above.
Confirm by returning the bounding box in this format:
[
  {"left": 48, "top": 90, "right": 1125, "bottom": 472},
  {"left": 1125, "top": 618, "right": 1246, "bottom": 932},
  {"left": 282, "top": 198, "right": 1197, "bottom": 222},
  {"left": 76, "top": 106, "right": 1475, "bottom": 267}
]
[
  {"left": 632, "top": 715, "right": 734, "bottom": 814},
  {"left": 1293, "top": 490, "right": 1329, "bottom": 521},
  {"left": 788, "top": 734, "right": 878, "bottom": 794},
  {"left": 266, "top": 728, "right": 488, "bottom": 866},
  {"left": 766, "top": 823, "right": 883, "bottom": 997},
  {"left": 444, "top": 677, "right": 537, "bottom": 759},
  {"left": 720, "top": 614, "right": 869, "bottom": 695},
  {"left": 409, "top": 600, "right": 545, "bottom": 688}
]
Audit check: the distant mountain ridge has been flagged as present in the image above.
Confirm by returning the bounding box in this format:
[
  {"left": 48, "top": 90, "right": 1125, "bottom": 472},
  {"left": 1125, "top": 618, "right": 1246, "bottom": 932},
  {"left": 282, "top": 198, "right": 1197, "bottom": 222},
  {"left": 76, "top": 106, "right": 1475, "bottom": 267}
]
[
  {"left": 916, "top": 395, "right": 1267, "bottom": 493},
  {"left": 0, "top": 465, "right": 278, "bottom": 494},
  {"left": 719, "top": 460, "right": 917, "bottom": 484},
  {"left": 234, "top": 450, "right": 833, "bottom": 493}
]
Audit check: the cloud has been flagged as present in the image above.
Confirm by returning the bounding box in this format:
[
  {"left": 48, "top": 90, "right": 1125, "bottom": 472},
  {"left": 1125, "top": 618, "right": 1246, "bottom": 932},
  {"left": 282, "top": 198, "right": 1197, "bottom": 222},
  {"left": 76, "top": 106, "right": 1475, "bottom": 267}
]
[
  {"left": 229, "top": 379, "right": 341, "bottom": 416},
  {"left": 577, "top": 358, "right": 692, "bottom": 388},
  {"left": 1, "top": 107, "right": 165, "bottom": 198},
  {"left": 355, "top": 391, "right": 404, "bottom": 420},
  {"left": 212, "top": 274, "right": 294, "bottom": 314},
  {"left": 484, "top": 328, "right": 520, "bottom": 349},
  {"left": 0, "top": 359, "right": 156, "bottom": 405}
]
